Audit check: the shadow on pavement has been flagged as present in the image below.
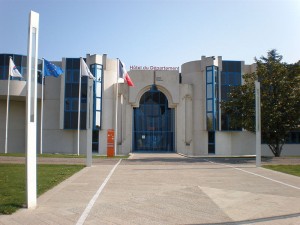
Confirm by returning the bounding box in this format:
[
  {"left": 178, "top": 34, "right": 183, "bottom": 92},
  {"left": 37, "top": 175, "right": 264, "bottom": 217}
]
[{"left": 186, "top": 212, "right": 300, "bottom": 225}]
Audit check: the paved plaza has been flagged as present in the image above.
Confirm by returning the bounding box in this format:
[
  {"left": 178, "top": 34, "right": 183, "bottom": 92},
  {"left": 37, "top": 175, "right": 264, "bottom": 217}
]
[{"left": 1, "top": 153, "right": 300, "bottom": 225}]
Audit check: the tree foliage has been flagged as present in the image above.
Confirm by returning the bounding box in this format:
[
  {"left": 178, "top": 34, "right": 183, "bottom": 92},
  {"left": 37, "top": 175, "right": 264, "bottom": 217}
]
[{"left": 221, "top": 50, "right": 300, "bottom": 157}]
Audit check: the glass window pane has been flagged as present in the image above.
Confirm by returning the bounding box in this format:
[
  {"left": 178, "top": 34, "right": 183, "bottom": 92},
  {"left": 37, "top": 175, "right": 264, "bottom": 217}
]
[
  {"left": 229, "top": 72, "right": 235, "bottom": 84},
  {"left": 207, "top": 113, "right": 213, "bottom": 130},
  {"left": 65, "top": 99, "right": 71, "bottom": 111},
  {"left": 207, "top": 100, "right": 213, "bottom": 112},
  {"left": 215, "top": 85, "right": 219, "bottom": 98},
  {"left": 159, "top": 92, "right": 166, "bottom": 104},
  {"left": 81, "top": 84, "right": 87, "bottom": 98},
  {"left": 66, "top": 59, "right": 72, "bottom": 69},
  {"left": 73, "top": 70, "right": 79, "bottom": 82},
  {"left": 290, "top": 132, "right": 298, "bottom": 143},
  {"left": 221, "top": 72, "right": 226, "bottom": 84},
  {"left": 66, "top": 70, "right": 72, "bottom": 83},
  {"left": 81, "top": 100, "right": 87, "bottom": 111},
  {"left": 144, "top": 93, "right": 152, "bottom": 104},
  {"left": 80, "top": 112, "right": 86, "bottom": 129},
  {"left": 0, "top": 55, "right": 4, "bottom": 65},
  {"left": 81, "top": 76, "right": 87, "bottom": 84},
  {"left": 221, "top": 113, "right": 228, "bottom": 130},
  {"left": 95, "top": 111, "right": 101, "bottom": 127},
  {"left": 4, "top": 55, "right": 12, "bottom": 65},
  {"left": 208, "top": 132, "right": 215, "bottom": 143},
  {"left": 152, "top": 93, "right": 159, "bottom": 104},
  {"left": 140, "top": 94, "right": 145, "bottom": 104},
  {"left": 96, "top": 98, "right": 101, "bottom": 110},
  {"left": 235, "top": 61, "right": 241, "bottom": 72},
  {"left": 207, "top": 84, "right": 213, "bottom": 98},
  {"left": 22, "top": 68, "right": 27, "bottom": 80},
  {"left": 4, "top": 67, "right": 9, "bottom": 79},
  {"left": 65, "top": 84, "right": 72, "bottom": 97},
  {"left": 235, "top": 73, "right": 241, "bottom": 85},
  {"left": 96, "top": 83, "right": 101, "bottom": 96},
  {"left": 96, "top": 67, "right": 102, "bottom": 81},
  {"left": 72, "top": 84, "right": 79, "bottom": 97},
  {"left": 221, "top": 86, "right": 228, "bottom": 99},
  {"left": 0, "top": 66, "right": 4, "bottom": 77},
  {"left": 208, "top": 144, "right": 215, "bottom": 154},
  {"left": 72, "top": 99, "right": 78, "bottom": 111},
  {"left": 206, "top": 71, "right": 213, "bottom": 83},
  {"left": 14, "top": 55, "right": 22, "bottom": 66},
  {"left": 64, "top": 112, "right": 71, "bottom": 128},
  {"left": 71, "top": 112, "right": 78, "bottom": 129},
  {"left": 214, "top": 69, "right": 218, "bottom": 84},
  {"left": 22, "top": 56, "right": 27, "bottom": 67},
  {"left": 73, "top": 59, "right": 80, "bottom": 69}
]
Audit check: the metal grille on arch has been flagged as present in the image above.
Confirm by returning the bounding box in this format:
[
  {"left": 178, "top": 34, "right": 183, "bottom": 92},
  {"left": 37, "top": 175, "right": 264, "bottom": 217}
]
[{"left": 133, "top": 85, "right": 175, "bottom": 152}]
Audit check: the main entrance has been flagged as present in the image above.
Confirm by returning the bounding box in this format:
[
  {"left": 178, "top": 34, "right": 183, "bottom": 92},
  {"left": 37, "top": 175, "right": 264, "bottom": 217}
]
[{"left": 133, "top": 86, "right": 175, "bottom": 152}]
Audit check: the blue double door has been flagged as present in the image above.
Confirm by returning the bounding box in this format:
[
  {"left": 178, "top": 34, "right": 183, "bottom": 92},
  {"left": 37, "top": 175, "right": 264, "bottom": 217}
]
[{"left": 133, "top": 89, "right": 174, "bottom": 152}]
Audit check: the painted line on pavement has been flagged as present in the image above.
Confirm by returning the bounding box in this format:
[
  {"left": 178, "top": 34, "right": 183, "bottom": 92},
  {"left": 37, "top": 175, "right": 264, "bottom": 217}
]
[
  {"left": 205, "top": 159, "right": 300, "bottom": 190},
  {"left": 76, "top": 159, "right": 122, "bottom": 225}
]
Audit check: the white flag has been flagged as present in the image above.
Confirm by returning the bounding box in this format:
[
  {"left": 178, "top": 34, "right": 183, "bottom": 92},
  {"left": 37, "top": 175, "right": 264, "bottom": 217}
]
[
  {"left": 80, "top": 58, "right": 95, "bottom": 80},
  {"left": 9, "top": 58, "right": 22, "bottom": 78}
]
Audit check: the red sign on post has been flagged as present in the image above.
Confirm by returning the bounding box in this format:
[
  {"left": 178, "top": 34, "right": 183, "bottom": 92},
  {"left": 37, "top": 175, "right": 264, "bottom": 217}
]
[{"left": 107, "top": 129, "right": 114, "bottom": 157}]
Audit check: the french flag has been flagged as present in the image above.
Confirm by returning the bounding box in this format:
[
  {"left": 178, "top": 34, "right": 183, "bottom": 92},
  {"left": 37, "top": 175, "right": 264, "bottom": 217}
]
[{"left": 119, "top": 60, "right": 134, "bottom": 87}]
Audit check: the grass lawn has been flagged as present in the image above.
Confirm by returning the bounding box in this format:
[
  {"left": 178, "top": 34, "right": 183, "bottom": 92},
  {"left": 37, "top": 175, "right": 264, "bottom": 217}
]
[
  {"left": 263, "top": 165, "right": 300, "bottom": 177},
  {"left": 0, "top": 164, "right": 84, "bottom": 215}
]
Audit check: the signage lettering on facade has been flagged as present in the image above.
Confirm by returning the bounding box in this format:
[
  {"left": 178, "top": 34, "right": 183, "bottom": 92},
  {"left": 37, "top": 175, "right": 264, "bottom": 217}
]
[{"left": 130, "top": 65, "right": 179, "bottom": 71}]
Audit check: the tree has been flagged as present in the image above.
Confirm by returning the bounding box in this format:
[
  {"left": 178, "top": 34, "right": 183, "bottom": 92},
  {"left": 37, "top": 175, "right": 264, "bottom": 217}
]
[{"left": 221, "top": 50, "right": 300, "bottom": 157}]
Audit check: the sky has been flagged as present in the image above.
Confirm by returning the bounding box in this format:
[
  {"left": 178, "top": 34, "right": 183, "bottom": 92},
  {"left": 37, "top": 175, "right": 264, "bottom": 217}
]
[{"left": 0, "top": 0, "right": 299, "bottom": 69}]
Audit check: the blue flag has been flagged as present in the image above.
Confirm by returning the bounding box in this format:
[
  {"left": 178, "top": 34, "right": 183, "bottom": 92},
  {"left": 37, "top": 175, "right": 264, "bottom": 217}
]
[{"left": 44, "top": 59, "right": 63, "bottom": 77}]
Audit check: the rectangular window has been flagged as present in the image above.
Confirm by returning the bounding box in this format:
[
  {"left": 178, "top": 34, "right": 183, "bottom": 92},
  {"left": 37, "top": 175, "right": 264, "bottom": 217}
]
[
  {"left": 0, "top": 66, "right": 4, "bottom": 79},
  {"left": 207, "top": 100, "right": 213, "bottom": 112},
  {"left": 206, "top": 65, "right": 219, "bottom": 155},
  {"left": 208, "top": 131, "right": 215, "bottom": 154},
  {"left": 207, "top": 113, "right": 213, "bottom": 131},
  {"left": 91, "top": 64, "right": 103, "bottom": 129},
  {"left": 92, "top": 130, "right": 99, "bottom": 153},
  {"left": 0, "top": 54, "right": 30, "bottom": 81},
  {"left": 96, "top": 98, "right": 101, "bottom": 110},
  {"left": 221, "top": 61, "right": 242, "bottom": 130},
  {"left": 64, "top": 58, "right": 87, "bottom": 129},
  {"left": 206, "top": 84, "right": 213, "bottom": 98},
  {"left": 206, "top": 65, "right": 219, "bottom": 131},
  {"left": 206, "top": 71, "right": 213, "bottom": 83},
  {"left": 286, "top": 131, "right": 300, "bottom": 144}
]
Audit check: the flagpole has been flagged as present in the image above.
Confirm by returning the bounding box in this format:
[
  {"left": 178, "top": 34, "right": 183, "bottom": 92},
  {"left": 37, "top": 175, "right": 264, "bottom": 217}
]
[
  {"left": 114, "top": 59, "right": 119, "bottom": 156},
  {"left": 40, "top": 58, "right": 44, "bottom": 154},
  {"left": 5, "top": 58, "right": 12, "bottom": 154},
  {"left": 77, "top": 58, "right": 82, "bottom": 156}
]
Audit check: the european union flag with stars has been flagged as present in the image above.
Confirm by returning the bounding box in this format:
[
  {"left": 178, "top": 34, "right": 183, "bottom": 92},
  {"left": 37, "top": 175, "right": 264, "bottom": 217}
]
[{"left": 44, "top": 59, "right": 64, "bottom": 77}]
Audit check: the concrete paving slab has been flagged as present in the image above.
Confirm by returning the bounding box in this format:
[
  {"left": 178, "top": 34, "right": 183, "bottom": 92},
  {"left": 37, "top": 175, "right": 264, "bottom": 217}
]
[{"left": 1, "top": 153, "right": 300, "bottom": 225}]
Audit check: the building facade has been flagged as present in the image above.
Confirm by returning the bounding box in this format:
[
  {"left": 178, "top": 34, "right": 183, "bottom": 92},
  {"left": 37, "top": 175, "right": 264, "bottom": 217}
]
[{"left": 0, "top": 53, "right": 299, "bottom": 156}]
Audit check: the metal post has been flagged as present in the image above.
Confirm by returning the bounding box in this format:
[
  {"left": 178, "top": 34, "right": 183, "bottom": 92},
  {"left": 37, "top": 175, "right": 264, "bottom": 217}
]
[
  {"left": 77, "top": 58, "right": 82, "bottom": 156},
  {"left": 255, "top": 81, "right": 261, "bottom": 167},
  {"left": 5, "top": 72, "right": 11, "bottom": 154},
  {"left": 26, "top": 10, "right": 39, "bottom": 209},
  {"left": 40, "top": 59, "right": 44, "bottom": 154},
  {"left": 86, "top": 83, "right": 92, "bottom": 167},
  {"left": 114, "top": 59, "right": 119, "bottom": 156}
]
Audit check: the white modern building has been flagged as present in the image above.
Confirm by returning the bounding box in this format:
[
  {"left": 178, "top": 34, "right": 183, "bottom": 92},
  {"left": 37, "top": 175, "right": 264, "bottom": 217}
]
[{"left": 0, "top": 53, "right": 299, "bottom": 156}]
